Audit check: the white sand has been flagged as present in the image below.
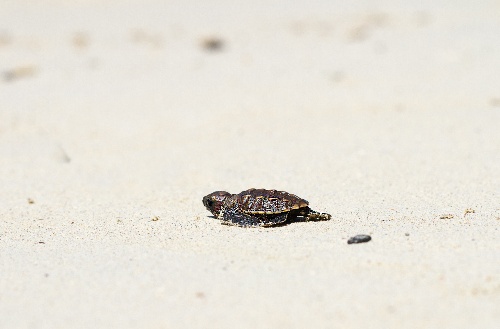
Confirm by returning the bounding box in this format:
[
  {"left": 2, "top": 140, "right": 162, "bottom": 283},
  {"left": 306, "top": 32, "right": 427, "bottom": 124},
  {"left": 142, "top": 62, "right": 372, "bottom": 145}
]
[{"left": 1, "top": 1, "right": 499, "bottom": 328}]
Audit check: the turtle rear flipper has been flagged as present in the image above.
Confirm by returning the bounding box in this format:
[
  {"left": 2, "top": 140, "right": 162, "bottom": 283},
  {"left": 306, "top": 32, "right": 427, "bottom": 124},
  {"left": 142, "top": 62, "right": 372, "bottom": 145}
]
[
  {"left": 305, "top": 208, "right": 331, "bottom": 221},
  {"left": 220, "top": 207, "right": 288, "bottom": 227}
]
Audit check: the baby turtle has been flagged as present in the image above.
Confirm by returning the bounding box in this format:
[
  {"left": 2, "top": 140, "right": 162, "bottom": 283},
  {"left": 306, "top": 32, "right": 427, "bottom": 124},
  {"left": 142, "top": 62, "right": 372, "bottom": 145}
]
[{"left": 202, "top": 188, "right": 331, "bottom": 227}]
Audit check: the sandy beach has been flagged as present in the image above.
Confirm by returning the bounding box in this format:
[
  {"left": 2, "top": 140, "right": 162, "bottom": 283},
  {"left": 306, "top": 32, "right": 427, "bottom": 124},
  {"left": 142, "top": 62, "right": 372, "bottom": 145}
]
[{"left": 1, "top": 1, "right": 499, "bottom": 328}]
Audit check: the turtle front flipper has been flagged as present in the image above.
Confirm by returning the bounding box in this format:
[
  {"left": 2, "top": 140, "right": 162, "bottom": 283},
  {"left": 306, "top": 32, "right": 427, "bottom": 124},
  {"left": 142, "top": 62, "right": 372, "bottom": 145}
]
[
  {"left": 304, "top": 208, "right": 331, "bottom": 221},
  {"left": 219, "top": 207, "right": 288, "bottom": 227}
]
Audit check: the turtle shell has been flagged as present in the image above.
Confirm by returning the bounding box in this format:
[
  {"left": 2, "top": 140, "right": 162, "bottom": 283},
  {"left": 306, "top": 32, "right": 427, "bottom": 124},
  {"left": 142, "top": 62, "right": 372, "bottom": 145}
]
[{"left": 235, "top": 188, "right": 309, "bottom": 215}]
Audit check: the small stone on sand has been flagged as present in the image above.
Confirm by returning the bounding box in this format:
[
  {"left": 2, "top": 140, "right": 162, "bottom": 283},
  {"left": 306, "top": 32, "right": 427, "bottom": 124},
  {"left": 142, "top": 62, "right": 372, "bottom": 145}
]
[{"left": 347, "top": 235, "right": 371, "bottom": 244}]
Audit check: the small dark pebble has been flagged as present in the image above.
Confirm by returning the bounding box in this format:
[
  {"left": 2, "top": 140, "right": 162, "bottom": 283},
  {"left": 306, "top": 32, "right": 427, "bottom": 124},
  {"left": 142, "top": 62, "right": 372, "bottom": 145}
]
[
  {"left": 347, "top": 234, "right": 371, "bottom": 244},
  {"left": 202, "top": 37, "right": 224, "bottom": 52}
]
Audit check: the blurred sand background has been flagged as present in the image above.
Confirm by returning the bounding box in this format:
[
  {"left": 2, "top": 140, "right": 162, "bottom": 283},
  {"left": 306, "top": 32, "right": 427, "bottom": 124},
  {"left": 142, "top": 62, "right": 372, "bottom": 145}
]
[{"left": 1, "top": 0, "right": 499, "bottom": 328}]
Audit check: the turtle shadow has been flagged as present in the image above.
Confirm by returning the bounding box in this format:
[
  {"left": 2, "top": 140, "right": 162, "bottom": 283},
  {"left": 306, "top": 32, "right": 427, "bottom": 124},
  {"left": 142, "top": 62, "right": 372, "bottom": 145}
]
[
  {"left": 271, "top": 215, "right": 328, "bottom": 227},
  {"left": 205, "top": 215, "right": 326, "bottom": 228}
]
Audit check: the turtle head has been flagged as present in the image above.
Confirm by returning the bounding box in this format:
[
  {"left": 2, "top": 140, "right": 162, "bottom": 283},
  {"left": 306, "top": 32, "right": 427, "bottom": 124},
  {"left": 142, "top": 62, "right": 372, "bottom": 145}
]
[{"left": 203, "top": 191, "right": 231, "bottom": 216}]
